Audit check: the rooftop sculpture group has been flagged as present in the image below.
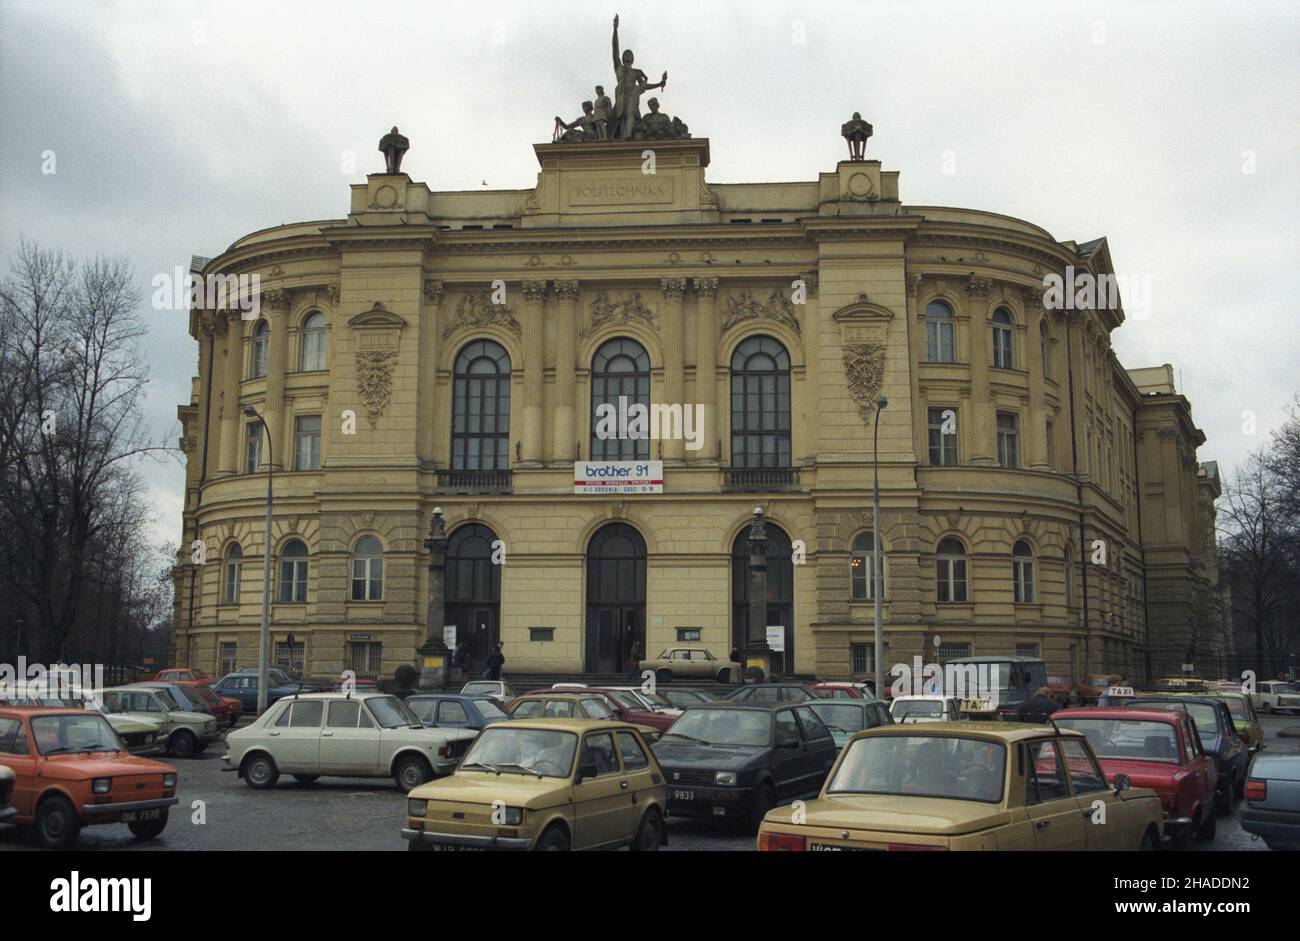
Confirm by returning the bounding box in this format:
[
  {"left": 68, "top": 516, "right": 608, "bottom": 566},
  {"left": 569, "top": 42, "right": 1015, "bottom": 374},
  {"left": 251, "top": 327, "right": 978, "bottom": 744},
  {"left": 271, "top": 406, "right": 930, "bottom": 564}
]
[{"left": 553, "top": 14, "right": 690, "bottom": 143}]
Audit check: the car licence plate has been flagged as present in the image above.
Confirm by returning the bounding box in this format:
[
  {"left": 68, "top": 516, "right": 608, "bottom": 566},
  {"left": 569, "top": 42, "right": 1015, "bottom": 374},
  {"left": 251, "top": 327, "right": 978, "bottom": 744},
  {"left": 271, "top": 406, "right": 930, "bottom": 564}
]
[
  {"left": 671, "top": 789, "right": 695, "bottom": 801},
  {"left": 429, "top": 843, "right": 486, "bottom": 852},
  {"left": 119, "top": 808, "right": 162, "bottom": 823},
  {"left": 809, "top": 843, "right": 871, "bottom": 851}
]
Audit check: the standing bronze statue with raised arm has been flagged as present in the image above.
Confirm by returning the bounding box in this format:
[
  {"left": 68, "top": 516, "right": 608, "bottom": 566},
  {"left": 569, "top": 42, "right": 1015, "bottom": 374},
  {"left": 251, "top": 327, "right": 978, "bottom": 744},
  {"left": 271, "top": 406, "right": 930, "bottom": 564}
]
[{"left": 609, "top": 14, "right": 666, "bottom": 140}]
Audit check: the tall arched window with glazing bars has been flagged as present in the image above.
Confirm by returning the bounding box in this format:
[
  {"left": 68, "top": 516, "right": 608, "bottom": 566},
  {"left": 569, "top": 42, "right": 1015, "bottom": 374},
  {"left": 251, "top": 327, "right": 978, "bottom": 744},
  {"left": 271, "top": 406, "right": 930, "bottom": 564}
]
[
  {"left": 451, "top": 340, "right": 511, "bottom": 470},
  {"left": 590, "top": 337, "right": 651, "bottom": 461},
  {"left": 729, "top": 335, "right": 791, "bottom": 468}
]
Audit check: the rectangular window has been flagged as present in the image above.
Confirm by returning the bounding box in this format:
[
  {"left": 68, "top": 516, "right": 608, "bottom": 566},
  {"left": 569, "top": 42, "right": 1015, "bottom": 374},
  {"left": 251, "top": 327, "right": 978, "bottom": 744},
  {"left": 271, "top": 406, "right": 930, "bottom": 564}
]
[
  {"left": 529, "top": 627, "right": 554, "bottom": 642},
  {"left": 345, "top": 641, "right": 382, "bottom": 680},
  {"left": 294, "top": 415, "right": 321, "bottom": 470},
  {"left": 1016, "top": 643, "right": 1040, "bottom": 658},
  {"left": 850, "top": 643, "right": 874, "bottom": 676},
  {"left": 676, "top": 628, "right": 701, "bottom": 642},
  {"left": 927, "top": 407, "right": 958, "bottom": 466},
  {"left": 245, "top": 423, "right": 263, "bottom": 474},
  {"left": 219, "top": 642, "right": 237, "bottom": 676},
  {"left": 997, "top": 412, "right": 1019, "bottom": 468},
  {"left": 222, "top": 556, "right": 241, "bottom": 605},
  {"left": 936, "top": 641, "right": 972, "bottom": 660},
  {"left": 273, "top": 641, "right": 305, "bottom": 674},
  {"left": 926, "top": 320, "right": 955, "bottom": 363}
]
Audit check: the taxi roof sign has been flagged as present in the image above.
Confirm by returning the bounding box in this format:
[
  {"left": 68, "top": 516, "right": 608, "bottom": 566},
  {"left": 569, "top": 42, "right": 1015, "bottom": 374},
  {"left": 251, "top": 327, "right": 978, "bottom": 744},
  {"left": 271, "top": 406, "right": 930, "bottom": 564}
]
[{"left": 1106, "top": 686, "right": 1135, "bottom": 698}]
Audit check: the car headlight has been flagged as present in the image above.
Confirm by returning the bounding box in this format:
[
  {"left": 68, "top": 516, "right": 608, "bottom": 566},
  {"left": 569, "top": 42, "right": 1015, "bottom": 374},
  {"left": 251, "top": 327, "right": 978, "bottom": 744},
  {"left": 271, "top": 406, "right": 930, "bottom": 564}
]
[
  {"left": 163, "top": 773, "right": 177, "bottom": 789},
  {"left": 497, "top": 806, "right": 524, "bottom": 826},
  {"left": 714, "top": 771, "right": 737, "bottom": 786},
  {"left": 408, "top": 799, "right": 428, "bottom": 819},
  {"left": 92, "top": 778, "right": 112, "bottom": 794}
]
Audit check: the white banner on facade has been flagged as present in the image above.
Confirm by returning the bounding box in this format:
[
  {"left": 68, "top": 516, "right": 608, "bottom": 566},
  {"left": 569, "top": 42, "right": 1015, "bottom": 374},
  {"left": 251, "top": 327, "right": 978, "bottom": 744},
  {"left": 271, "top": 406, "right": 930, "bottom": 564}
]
[
  {"left": 573, "top": 461, "right": 663, "bottom": 494},
  {"left": 766, "top": 626, "right": 786, "bottom": 653},
  {"left": 443, "top": 625, "right": 457, "bottom": 650}
]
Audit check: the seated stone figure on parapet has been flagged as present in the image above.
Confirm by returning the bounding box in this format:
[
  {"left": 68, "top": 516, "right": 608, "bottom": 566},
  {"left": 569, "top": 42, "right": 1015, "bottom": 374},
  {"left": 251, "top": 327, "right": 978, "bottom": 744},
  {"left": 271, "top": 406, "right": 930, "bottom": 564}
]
[{"left": 554, "top": 101, "right": 597, "bottom": 143}]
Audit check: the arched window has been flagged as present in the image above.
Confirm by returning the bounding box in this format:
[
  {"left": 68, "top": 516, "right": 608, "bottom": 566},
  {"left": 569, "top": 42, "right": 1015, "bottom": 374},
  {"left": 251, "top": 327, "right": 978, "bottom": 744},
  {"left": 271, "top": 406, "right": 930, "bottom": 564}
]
[
  {"left": 992, "top": 307, "right": 1014, "bottom": 369},
  {"left": 1013, "top": 540, "right": 1036, "bottom": 603},
  {"left": 351, "top": 536, "right": 383, "bottom": 602},
  {"left": 278, "top": 539, "right": 308, "bottom": 603},
  {"left": 731, "top": 523, "right": 795, "bottom": 666},
  {"left": 452, "top": 340, "right": 511, "bottom": 470},
  {"left": 850, "top": 532, "right": 885, "bottom": 601},
  {"left": 730, "top": 335, "right": 792, "bottom": 468},
  {"left": 925, "top": 301, "right": 955, "bottom": 363},
  {"left": 590, "top": 337, "right": 650, "bottom": 461},
  {"left": 300, "top": 311, "right": 326, "bottom": 372},
  {"left": 1039, "top": 320, "right": 1050, "bottom": 378},
  {"left": 936, "top": 537, "right": 968, "bottom": 603},
  {"left": 1064, "top": 546, "right": 1075, "bottom": 607},
  {"left": 222, "top": 543, "right": 243, "bottom": 605},
  {"left": 250, "top": 319, "right": 269, "bottom": 379}
]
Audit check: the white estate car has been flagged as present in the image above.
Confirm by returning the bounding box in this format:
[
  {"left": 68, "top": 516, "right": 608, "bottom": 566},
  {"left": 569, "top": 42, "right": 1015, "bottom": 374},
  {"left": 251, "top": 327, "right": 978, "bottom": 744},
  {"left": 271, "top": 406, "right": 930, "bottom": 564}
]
[
  {"left": 1252, "top": 681, "right": 1300, "bottom": 715},
  {"left": 889, "top": 695, "right": 963, "bottom": 724},
  {"left": 224, "top": 692, "right": 478, "bottom": 792}
]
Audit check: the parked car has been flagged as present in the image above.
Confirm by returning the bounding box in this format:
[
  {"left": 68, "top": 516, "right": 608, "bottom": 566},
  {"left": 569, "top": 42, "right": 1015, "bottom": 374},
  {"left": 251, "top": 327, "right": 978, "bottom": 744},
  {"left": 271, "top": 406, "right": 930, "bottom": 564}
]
[
  {"left": 721, "top": 683, "right": 817, "bottom": 704},
  {"left": 1252, "top": 681, "right": 1300, "bottom": 715},
  {"left": 639, "top": 646, "right": 742, "bottom": 684},
  {"left": 1054, "top": 707, "right": 1219, "bottom": 845},
  {"left": 0, "top": 765, "right": 15, "bottom": 821},
  {"left": 1241, "top": 752, "right": 1300, "bottom": 851},
  {"left": 223, "top": 692, "right": 476, "bottom": 792},
  {"left": 1122, "top": 696, "right": 1248, "bottom": 808},
  {"left": 652, "top": 701, "right": 838, "bottom": 830},
  {"left": 757, "top": 722, "right": 1163, "bottom": 851},
  {"left": 211, "top": 670, "right": 312, "bottom": 713},
  {"left": 406, "top": 693, "right": 510, "bottom": 731},
  {"left": 506, "top": 693, "right": 658, "bottom": 736},
  {"left": 658, "top": 688, "right": 721, "bottom": 709},
  {"left": 1045, "top": 674, "right": 1073, "bottom": 702},
  {"left": 102, "top": 686, "right": 221, "bottom": 758},
  {"left": 569, "top": 687, "right": 680, "bottom": 731},
  {"left": 154, "top": 668, "right": 210, "bottom": 684},
  {"left": 0, "top": 706, "right": 179, "bottom": 849},
  {"left": 150, "top": 681, "right": 237, "bottom": 727},
  {"left": 890, "top": 695, "right": 962, "bottom": 724},
  {"left": 0, "top": 691, "right": 165, "bottom": 757},
  {"left": 812, "top": 682, "right": 876, "bottom": 701},
  {"left": 807, "top": 699, "right": 894, "bottom": 749},
  {"left": 403, "top": 719, "right": 667, "bottom": 851},
  {"left": 460, "top": 680, "right": 516, "bottom": 704},
  {"left": 1192, "top": 690, "right": 1265, "bottom": 753},
  {"left": 563, "top": 685, "right": 683, "bottom": 717}
]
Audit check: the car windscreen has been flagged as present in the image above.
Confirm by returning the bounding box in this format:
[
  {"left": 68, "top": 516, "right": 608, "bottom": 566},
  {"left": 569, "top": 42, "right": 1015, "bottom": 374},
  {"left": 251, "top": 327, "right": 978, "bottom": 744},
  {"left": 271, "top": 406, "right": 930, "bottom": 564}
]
[
  {"left": 1130, "top": 701, "right": 1220, "bottom": 743},
  {"left": 462, "top": 682, "right": 496, "bottom": 694},
  {"left": 473, "top": 698, "right": 508, "bottom": 718},
  {"left": 1054, "top": 717, "right": 1181, "bottom": 763},
  {"left": 31, "top": 713, "right": 123, "bottom": 755},
  {"left": 893, "top": 700, "right": 943, "bottom": 718},
  {"left": 151, "top": 688, "right": 183, "bottom": 710},
  {"left": 1216, "top": 697, "right": 1247, "bottom": 719},
  {"left": 827, "top": 735, "right": 1006, "bottom": 803},
  {"left": 460, "top": 727, "right": 578, "bottom": 778},
  {"left": 366, "top": 696, "right": 422, "bottom": 728},
  {"left": 405, "top": 699, "right": 437, "bottom": 723},
  {"left": 661, "top": 708, "right": 770, "bottom": 746},
  {"left": 809, "top": 703, "right": 867, "bottom": 734}
]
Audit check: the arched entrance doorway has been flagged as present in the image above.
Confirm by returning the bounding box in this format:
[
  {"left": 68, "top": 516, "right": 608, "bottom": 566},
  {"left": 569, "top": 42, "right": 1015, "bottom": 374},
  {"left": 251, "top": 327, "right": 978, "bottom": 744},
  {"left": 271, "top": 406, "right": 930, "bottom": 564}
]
[
  {"left": 446, "top": 524, "right": 501, "bottom": 677},
  {"left": 585, "top": 523, "right": 646, "bottom": 674},
  {"left": 731, "top": 524, "right": 794, "bottom": 673}
]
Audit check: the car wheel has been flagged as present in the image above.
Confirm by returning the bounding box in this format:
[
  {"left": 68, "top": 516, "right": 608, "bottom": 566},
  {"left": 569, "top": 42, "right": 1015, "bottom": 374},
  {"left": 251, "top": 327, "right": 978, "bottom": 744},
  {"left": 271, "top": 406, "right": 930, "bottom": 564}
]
[
  {"left": 243, "top": 753, "right": 279, "bottom": 790},
  {"left": 631, "top": 807, "right": 663, "bottom": 852},
  {"left": 534, "top": 826, "right": 570, "bottom": 851},
  {"left": 1260, "top": 701, "right": 1272, "bottom": 714},
  {"left": 292, "top": 775, "right": 319, "bottom": 786},
  {"left": 1139, "top": 827, "right": 1158, "bottom": 851},
  {"left": 33, "top": 796, "right": 81, "bottom": 850},
  {"left": 716, "top": 669, "right": 731, "bottom": 684},
  {"left": 393, "top": 755, "right": 432, "bottom": 793},
  {"left": 169, "top": 730, "right": 197, "bottom": 759},
  {"left": 747, "top": 782, "right": 776, "bottom": 832},
  {"left": 1194, "top": 804, "right": 1217, "bottom": 842},
  {"left": 656, "top": 669, "right": 673, "bottom": 686},
  {"left": 127, "top": 809, "right": 169, "bottom": 841}
]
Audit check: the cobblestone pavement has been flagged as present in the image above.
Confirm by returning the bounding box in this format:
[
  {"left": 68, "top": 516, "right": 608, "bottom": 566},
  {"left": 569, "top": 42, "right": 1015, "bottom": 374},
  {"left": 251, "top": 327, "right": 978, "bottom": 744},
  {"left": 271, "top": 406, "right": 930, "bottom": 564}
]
[{"left": 1, "top": 713, "right": 1293, "bottom": 852}]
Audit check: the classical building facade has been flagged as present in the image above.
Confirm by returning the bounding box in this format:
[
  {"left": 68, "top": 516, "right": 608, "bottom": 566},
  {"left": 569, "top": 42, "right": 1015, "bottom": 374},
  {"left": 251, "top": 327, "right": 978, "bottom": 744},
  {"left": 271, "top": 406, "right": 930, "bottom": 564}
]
[{"left": 170, "top": 129, "right": 1225, "bottom": 685}]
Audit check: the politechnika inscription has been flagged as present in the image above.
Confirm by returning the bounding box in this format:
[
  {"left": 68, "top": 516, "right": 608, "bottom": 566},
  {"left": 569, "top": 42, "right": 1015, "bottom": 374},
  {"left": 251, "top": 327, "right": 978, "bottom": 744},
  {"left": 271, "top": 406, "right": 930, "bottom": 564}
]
[{"left": 570, "top": 177, "right": 674, "bottom": 206}]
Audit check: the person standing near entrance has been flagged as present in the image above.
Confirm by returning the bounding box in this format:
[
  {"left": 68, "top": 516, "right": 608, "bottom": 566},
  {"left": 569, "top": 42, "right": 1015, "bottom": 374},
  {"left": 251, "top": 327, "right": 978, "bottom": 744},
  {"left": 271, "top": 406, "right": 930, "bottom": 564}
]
[
  {"left": 485, "top": 643, "right": 505, "bottom": 681},
  {"left": 627, "top": 639, "right": 642, "bottom": 681}
]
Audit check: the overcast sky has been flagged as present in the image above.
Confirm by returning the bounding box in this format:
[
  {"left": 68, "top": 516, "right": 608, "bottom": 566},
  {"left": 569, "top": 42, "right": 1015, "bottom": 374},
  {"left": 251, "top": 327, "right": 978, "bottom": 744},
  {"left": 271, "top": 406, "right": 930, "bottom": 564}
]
[{"left": 2, "top": 0, "right": 1297, "bottom": 549}]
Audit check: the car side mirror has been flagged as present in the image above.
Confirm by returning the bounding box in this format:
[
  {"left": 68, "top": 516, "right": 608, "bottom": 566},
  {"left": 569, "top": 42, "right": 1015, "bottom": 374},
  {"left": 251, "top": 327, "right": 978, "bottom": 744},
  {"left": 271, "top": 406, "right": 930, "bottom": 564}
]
[
  {"left": 576, "top": 762, "right": 598, "bottom": 783},
  {"left": 1113, "top": 773, "right": 1131, "bottom": 794}
]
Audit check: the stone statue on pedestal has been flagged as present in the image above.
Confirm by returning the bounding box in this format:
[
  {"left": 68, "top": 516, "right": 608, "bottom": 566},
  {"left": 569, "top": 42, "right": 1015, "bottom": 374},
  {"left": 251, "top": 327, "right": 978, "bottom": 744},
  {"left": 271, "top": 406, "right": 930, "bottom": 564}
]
[
  {"left": 841, "top": 112, "right": 873, "bottom": 161},
  {"left": 609, "top": 14, "right": 667, "bottom": 140},
  {"left": 378, "top": 126, "right": 410, "bottom": 174}
]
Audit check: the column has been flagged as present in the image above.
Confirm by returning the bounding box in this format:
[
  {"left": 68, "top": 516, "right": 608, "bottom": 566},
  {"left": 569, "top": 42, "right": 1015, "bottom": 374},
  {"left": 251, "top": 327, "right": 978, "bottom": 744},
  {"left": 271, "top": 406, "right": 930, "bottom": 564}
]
[
  {"left": 692, "top": 277, "right": 719, "bottom": 462},
  {"left": 966, "top": 277, "right": 994, "bottom": 464},
  {"left": 264, "top": 293, "right": 290, "bottom": 470},
  {"left": 520, "top": 280, "right": 548, "bottom": 465},
  {"left": 660, "top": 277, "right": 688, "bottom": 463},
  {"left": 418, "top": 279, "right": 444, "bottom": 465},
  {"left": 1025, "top": 294, "right": 1049, "bottom": 470},
  {"left": 217, "top": 313, "right": 244, "bottom": 476},
  {"left": 552, "top": 280, "right": 579, "bottom": 462}
]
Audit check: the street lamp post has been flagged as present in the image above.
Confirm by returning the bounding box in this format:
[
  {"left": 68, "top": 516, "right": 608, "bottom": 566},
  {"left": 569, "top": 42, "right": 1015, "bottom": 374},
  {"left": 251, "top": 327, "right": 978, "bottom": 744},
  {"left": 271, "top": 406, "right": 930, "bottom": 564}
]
[
  {"left": 244, "top": 406, "right": 274, "bottom": 716},
  {"left": 744, "top": 507, "right": 769, "bottom": 682},
  {"left": 872, "top": 395, "right": 888, "bottom": 700}
]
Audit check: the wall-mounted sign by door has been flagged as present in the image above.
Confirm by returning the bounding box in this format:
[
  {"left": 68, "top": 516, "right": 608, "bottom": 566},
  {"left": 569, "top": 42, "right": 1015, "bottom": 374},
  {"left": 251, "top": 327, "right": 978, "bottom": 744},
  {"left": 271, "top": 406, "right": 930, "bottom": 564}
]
[{"left": 573, "top": 461, "right": 663, "bottom": 494}]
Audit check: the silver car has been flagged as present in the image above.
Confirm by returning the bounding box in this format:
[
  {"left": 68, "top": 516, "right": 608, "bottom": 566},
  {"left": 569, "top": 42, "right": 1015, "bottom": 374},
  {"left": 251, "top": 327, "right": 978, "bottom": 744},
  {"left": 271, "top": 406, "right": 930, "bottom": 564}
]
[{"left": 1242, "top": 752, "right": 1300, "bottom": 851}]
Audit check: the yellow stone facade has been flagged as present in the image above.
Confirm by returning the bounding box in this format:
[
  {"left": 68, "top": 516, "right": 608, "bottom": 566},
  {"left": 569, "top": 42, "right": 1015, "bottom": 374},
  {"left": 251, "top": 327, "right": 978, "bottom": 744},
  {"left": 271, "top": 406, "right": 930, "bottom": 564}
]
[{"left": 171, "top": 135, "right": 1225, "bottom": 684}]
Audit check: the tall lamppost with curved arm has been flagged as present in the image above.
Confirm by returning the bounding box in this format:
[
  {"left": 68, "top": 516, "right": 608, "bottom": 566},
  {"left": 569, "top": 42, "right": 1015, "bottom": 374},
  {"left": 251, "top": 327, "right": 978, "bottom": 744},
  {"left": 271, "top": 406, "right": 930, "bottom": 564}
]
[
  {"left": 244, "top": 405, "right": 274, "bottom": 715},
  {"left": 872, "top": 395, "right": 888, "bottom": 700}
]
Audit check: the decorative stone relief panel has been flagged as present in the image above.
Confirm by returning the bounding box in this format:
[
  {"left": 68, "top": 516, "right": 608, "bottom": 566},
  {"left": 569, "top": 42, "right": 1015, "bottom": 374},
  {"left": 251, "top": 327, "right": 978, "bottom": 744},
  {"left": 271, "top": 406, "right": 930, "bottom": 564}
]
[
  {"left": 721, "top": 287, "right": 800, "bottom": 334},
  {"left": 443, "top": 292, "right": 520, "bottom": 338},
  {"left": 581, "top": 291, "right": 656, "bottom": 337}
]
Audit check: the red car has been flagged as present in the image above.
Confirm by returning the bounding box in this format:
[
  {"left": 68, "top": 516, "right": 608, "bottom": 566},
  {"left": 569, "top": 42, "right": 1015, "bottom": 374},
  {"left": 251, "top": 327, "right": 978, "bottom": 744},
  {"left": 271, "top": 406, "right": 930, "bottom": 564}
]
[
  {"left": 1045, "top": 674, "right": 1072, "bottom": 702},
  {"left": 155, "top": 668, "right": 210, "bottom": 684},
  {"left": 176, "top": 681, "right": 242, "bottom": 728},
  {"left": 519, "top": 687, "right": 678, "bottom": 732},
  {"left": 1054, "top": 707, "right": 1219, "bottom": 846},
  {"left": 812, "top": 683, "right": 869, "bottom": 700}
]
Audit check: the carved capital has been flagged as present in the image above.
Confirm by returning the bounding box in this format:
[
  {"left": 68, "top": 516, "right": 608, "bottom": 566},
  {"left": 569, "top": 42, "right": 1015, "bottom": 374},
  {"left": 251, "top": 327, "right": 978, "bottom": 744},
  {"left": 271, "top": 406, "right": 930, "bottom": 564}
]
[
  {"left": 660, "top": 277, "right": 689, "bottom": 300},
  {"left": 692, "top": 277, "right": 720, "bottom": 299},
  {"left": 906, "top": 273, "right": 924, "bottom": 297},
  {"left": 522, "top": 280, "right": 549, "bottom": 302},
  {"left": 553, "top": 279, "right": 581, "bottom": 300},
  {"left": 966, "top": 274, "right": 993, "bottom": 297},
  {"left": 317, "top": 283, "right": 339, "bottom": 305},
  {"left": 261, "top": 288, "right": 291, "bottom": 312},
  {"left": 423, "top": 279, "right": 445, "bottom": 304},
  {"left": 797, "top": 271, "right": 819, "bottom": 297}
]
